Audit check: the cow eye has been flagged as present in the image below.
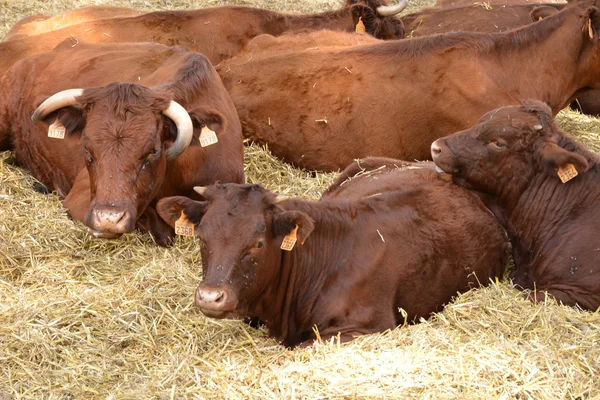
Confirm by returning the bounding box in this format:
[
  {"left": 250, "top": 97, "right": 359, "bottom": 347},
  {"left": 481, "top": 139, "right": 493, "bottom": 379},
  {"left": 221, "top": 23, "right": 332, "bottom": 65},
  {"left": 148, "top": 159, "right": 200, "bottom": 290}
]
[
  {"left": 253, "top": 240, "right": 264, "bottom": 249},
  {"left": 142, "top": 159, "right": 150, "bottom": 170},
  {"left": 84, "top": 148, "right": 94, "bottom": 164},
  {"left": 151, "top": 148, "right": 160, "bottom": 156},
  {"left": 492, "top": 140, "right": 505, "bottom": 148}
]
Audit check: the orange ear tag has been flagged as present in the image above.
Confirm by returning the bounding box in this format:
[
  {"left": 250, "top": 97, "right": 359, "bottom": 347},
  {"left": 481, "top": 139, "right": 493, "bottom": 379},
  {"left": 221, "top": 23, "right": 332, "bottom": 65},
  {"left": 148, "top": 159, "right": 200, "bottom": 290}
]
[
  {"left": 175, "top": 211, "right": 195, "bottom": 237},
  {"left": 48, "top": 120, "right": 66, "bottom": 139},
  {"left": 280, "top": 224, "right": 298, "bottom": 251},
  {"left": 557, "top": 163, "right": 578, "bottom": 183},
  {"left": 199, "top": 126, "right": 218, "bottom": 147},
  {"left": 355, "top": 17, "right": 366, "bottom": 35}
]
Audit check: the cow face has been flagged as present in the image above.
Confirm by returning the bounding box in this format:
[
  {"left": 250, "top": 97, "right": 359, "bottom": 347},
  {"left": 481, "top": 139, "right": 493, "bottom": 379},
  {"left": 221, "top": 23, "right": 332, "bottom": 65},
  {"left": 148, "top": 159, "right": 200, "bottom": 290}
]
[
  {"left": 431, "top": 100, "right": 589, "bottom": 199},
  {"left": 348, "top": 0, "right": 406, "bottom": 39},
  {"left": 156, "top": 184, "right": 314, "bottom": 319},
  {"left": 33, "top": 82, "right": 197, "bottom": 239}
]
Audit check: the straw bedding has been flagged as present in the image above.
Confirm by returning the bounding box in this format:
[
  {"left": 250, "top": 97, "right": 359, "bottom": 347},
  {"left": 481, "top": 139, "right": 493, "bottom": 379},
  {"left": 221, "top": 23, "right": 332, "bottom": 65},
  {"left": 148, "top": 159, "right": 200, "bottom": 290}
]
[{"left": 1, "top": 0, "right": 599, "bottom": 398}]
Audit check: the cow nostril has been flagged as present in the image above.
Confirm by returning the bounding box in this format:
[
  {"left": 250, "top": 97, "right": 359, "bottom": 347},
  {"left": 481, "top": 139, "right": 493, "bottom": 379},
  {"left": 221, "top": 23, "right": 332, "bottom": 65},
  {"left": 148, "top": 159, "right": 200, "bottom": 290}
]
[{"left": 431, "top": 142, "right": 442, "bottom": 158}]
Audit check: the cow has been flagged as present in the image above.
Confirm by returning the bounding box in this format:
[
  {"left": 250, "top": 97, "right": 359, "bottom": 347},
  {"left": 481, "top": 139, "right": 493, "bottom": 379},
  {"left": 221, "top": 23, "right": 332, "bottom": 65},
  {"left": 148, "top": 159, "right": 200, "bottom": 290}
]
[
  {"left": 218, "top": 0, "right": 600, "bottom": 171},
  {"left": 431, "top": 100, "right": 600, "bottom": 311},
  {"left": 0, "top": 0, "right": 407, "bottom": 77},
  {"left": 0, "top": 40, "right": 244, "bottom": 245},
  {"left": 155, "top": 163, "right": 510, "bottom": 347},
  {"left": 2, "top": 6, "right": 141, "bottom": 41}
]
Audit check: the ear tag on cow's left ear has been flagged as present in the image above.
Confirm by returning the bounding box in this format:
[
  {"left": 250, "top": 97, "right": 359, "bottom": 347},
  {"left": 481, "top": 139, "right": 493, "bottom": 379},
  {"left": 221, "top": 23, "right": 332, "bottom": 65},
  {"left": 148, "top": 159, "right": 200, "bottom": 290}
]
[
  {"left": 199, "top": 125, "right": 218, "bottom": 147},
  {"left": 589, "top": 18, "right": 594, "bottom": 40},
  {"left": 355, "top": 17, "right": 366, "bottom": 35},
  {"left": 557, "top": 163, "right": 578, "bottom": 183},
  {"left": 48, "top": 120, "right": 66, "bottom": 139},
  {"left": 175, "top": 211, "right": 195, "bottom": 237},
  {"left": 280, "top": 224, "right": 298, "bottom": 251}
]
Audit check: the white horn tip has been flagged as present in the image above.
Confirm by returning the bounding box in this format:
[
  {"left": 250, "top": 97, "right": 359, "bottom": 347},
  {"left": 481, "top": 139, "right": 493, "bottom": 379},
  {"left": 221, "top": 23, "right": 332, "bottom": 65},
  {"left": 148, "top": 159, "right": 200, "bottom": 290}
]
[
  {"left": 194, "top": 186, "right": 207, "bottom": 195},
  {"left": 273, "top": 195, "right": 289, "bottom": 204}
]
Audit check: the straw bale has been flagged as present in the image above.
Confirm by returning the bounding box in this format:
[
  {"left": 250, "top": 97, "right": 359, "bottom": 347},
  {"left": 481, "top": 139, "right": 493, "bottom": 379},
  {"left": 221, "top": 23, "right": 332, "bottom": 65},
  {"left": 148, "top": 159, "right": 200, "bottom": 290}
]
[{"left": 1, "top": 0, "right": 600, "bottom": 398}]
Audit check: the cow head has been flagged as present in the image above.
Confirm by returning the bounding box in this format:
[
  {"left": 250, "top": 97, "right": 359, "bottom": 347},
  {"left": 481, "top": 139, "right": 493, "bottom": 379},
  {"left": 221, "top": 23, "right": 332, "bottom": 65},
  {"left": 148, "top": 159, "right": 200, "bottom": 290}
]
[
  {"left": 31, "top": 82, "right": 196, "bottom": 239},
  {"left": 348, "top": 0, "right": 407, "bottom": 39},
  {"left": 431, "top": 100, "right": 590, "bottom": 201},
  {"left": 156, "top": 184, "right": 314, "bottom": 319}
]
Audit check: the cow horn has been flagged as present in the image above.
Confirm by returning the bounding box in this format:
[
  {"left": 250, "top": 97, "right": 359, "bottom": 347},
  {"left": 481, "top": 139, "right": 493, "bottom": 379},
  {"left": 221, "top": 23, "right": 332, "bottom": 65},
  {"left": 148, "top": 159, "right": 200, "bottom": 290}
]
[
  {"left": 273, "top": 195, "right": 289, "bottom": 204},
  {"left": 163, "top": 101, "right": 194, "bottom": 159},
  {"left": 31, "top": 88, "right": 84, "bottom": 122},
  {"left": 194, "top": 186, "right": 207, "bottom": 196},
  {"left": 376, "top": 0, "right": 408, "bottom": 16}
]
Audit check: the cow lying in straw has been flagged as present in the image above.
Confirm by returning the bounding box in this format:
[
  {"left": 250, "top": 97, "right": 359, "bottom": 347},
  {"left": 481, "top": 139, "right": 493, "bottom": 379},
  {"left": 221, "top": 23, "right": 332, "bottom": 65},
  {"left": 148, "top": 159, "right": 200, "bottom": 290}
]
[
  {"left": 156, "top": 162, "right": 510, "bottom": 347},
  {"left": 0, "top": 40, "right": 244, "bottom": 245},
  {"left": 219, "top": 0, "right": 600, "bottom": 171},
  {"left": 432, "top": 100, "right": 600, "bottom": 311}
]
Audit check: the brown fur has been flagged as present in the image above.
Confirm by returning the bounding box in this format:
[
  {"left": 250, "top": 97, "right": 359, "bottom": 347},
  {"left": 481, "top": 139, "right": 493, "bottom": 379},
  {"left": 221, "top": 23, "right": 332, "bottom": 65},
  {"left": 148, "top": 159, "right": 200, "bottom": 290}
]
[
  {"left": 0, "top": 41, "right": 244, "bottom": 245},
  {"left": 0, "top": 0, "right": 403, "bottom": 76},
  {"left": 156, "top": 164, "right": 510, "bottom": 347},
  {"left": 432, "top": 100, "right": 600, "bottom": 311},
  {"left": 218, "top": 2, "right": 600, "bottom": 171}
]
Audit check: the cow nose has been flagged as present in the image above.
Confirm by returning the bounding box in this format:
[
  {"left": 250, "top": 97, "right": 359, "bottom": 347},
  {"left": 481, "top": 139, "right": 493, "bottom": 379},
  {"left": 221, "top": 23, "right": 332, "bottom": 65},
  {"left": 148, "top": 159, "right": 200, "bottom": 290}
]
[
  {"left": 91, "top": 206, "right": 132, "bottom": 233},
  {"left": 431, "top": 141, "right": 442, "bottom": 159},
  {"left": 195, "top": 287, "right": 227, "bottom": 310}
]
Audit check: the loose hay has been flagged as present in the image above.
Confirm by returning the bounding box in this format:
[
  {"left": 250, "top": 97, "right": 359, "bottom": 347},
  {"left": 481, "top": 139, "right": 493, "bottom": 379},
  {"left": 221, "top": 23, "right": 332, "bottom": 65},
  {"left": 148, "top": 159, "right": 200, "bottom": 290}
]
[{"left": 1, "top": 0, "right": 600, "bottom": 398}]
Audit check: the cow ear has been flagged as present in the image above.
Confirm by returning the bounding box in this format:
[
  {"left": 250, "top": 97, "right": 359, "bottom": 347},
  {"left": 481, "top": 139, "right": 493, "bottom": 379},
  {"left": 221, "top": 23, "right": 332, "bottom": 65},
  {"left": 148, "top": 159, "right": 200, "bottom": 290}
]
[
  {"left": 541, "top": 142, "right": 589, "bottom": 180},
  {"left": 187, "top": 107, "right": 227, "bottom": 143},
  {"left": 585, "top": 7, "right": 600, "bottom": 40},
  {"left": 272, "top": 210, "right": 315, "bottom": 246},
  {"left": 156, "top": 196, "right": 207, "bottom": 228},
  {"left": 529, "top": 6, "right": 559, "bottom": 22},
  {"left": 44, "top": 106, "right": 86, "bottom": 138},
  {"left": 351, "top": 5, "right": 377, "bottom": 34}
]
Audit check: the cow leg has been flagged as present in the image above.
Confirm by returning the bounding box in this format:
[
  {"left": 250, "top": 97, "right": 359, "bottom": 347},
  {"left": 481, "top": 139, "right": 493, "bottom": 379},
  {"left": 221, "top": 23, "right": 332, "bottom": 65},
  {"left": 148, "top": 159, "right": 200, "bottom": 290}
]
[
  {"left": 136, "top": 206, "right": 175, "bottom": 247},
  {"left": 527, "top": 287, "right": 599, "bottom": 311}
]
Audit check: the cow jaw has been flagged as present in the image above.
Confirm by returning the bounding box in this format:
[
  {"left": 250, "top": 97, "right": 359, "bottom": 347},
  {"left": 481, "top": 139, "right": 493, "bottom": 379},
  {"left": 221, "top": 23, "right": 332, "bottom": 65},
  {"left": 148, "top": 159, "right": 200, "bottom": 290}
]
[{"left": 88, "top": 228, "right": 122, "bottom": 240}]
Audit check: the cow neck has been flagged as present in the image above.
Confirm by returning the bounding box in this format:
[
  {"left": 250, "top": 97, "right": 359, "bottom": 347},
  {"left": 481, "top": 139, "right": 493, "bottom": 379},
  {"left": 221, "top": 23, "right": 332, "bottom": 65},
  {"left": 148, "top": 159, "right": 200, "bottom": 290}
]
[
  {"left": 504, "top": 155, "right": 599, "bottom": 268},
  {"left": 477, "top": 7, "right": 593, "bottom": 113},
  {"left": 251, "top": 198, "right": 358, "bottom": 347}
]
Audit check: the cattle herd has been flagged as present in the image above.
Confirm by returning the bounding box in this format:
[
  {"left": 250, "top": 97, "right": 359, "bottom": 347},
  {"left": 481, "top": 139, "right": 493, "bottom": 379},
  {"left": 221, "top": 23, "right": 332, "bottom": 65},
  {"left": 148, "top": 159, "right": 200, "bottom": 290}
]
[{"left": 1, "top": 0, "right": 599, "bottom": 348}]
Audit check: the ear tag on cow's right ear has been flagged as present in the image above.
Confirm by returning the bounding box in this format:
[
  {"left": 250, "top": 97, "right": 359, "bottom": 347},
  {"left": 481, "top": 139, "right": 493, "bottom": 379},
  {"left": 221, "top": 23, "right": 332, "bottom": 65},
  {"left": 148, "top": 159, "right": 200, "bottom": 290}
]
[
  {"left": 280, "top": 224, "right": 298, "bottom": 251},
  {"left": 47, "top": 120, "right": 66, "bottom": 139},
  {"left": 175, "top": 212, "right": 195, "bottom": 237},
  {"left": 355, "top": 17, "right": 366, "bottom": 35},
  {"left": 557, "top": 163, "right": 578, "bottom": 183},
  {"left": 199, "top": 125, "right": 218, "bottom": 147}
]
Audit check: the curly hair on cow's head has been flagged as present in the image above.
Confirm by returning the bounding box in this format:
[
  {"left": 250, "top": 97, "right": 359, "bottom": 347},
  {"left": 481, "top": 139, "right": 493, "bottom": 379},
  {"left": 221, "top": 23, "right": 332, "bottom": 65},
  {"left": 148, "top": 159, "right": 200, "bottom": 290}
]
[{"left": 520, "top": 99, "right": 554, "bottom": 133}]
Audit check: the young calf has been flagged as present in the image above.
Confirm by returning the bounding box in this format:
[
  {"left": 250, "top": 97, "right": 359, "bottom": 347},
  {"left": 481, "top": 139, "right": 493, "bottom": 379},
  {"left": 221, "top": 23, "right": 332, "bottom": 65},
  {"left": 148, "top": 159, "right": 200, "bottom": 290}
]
[
  {"left": 157, "top": 163, "right": 510, "bottom": 347},
  {"left": 432, "top": 100, "right": 600, "bottom": 311}
]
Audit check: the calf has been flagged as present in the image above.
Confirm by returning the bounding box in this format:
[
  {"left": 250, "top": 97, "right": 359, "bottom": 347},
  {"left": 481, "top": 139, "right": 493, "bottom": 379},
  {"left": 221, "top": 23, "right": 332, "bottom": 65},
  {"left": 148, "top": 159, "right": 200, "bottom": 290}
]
[
  {"left": 156, "top": 163, "right": 510, "bottom": 347},
  {"left": 432, "top": 100, "right": 600, "bottom": 311}
]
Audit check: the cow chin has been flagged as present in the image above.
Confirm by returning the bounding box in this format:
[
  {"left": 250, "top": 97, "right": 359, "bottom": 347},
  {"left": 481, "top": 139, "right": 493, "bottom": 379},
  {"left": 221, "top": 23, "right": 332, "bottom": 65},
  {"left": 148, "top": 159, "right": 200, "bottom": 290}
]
[
  {"left": 197, "top": 308, "right": 239, "bottom": 319},
  {"left": 87, "top": 228, "right": 123, "bottom": 240}
]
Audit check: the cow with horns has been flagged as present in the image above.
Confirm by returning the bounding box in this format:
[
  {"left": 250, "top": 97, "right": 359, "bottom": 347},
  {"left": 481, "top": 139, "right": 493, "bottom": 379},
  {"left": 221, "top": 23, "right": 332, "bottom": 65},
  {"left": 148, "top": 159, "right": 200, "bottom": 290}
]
[
  {"left": 0, "top": 0, "right": 408, "bottom": 76},
  {"left": 0, "top": 40, "right": 244, "bottom": 245},
  {"left": 156, "top": 162, "right": 510, "bottom": 347}
]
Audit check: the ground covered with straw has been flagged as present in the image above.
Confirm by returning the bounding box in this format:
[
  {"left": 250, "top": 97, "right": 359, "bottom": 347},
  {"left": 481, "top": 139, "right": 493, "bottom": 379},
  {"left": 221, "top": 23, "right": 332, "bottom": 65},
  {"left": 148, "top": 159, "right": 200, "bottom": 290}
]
[{"left": 1, "top": 0, "right": 600, "bottom": 398}]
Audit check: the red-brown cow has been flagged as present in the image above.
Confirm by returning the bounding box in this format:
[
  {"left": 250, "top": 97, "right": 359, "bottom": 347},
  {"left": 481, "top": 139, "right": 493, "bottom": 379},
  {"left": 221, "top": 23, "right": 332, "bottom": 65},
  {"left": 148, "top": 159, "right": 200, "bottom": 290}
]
[
  {"left": 156, "top": 163, "right": 510, "bottom": 347},
  {"left": 218, "top": 0, "right": 600, "bottom": 171},
  {"left": 2, "top": 6, "right": 141, "bottom": 41},
  {"left": 431, "top": 100, "right": 600, "bottom": 311},
  {"left": 0, "top": 40, "right": 244, "bottom": 245},
  {"left": 0, "top": 0, "right": 407, "bottom": 76}
]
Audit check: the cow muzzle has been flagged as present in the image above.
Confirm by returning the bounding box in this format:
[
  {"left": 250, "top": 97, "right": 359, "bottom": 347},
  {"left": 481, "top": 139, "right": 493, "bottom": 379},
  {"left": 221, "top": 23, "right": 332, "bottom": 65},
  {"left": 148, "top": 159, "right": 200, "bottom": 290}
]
[
  {"left": 88, "top": 205, "right": 134, "bottom": 237},
  {"left": 195, "top": 285, "right": 236, "bottom": 318},
  {"left": 431, "top": 139, "right": 452, "bottom": 173}
]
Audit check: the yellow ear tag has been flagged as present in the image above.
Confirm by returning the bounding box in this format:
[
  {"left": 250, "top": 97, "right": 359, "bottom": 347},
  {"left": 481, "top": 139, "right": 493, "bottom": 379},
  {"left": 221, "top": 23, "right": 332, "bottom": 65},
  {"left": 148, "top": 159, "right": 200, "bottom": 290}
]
[
  {"left": 280, "top": 224, "right": 298, "bottom": 251},
  {"left": 199, "top": 125, "right": 218, "bottom": 147},
  {"left": 175, "top": 211, "right": 195, "bottom": 237},
  {"left": 48, "top": 120, "right": 66, "bottom": 139},
  {"left": 557, "top": 163, "right": 578, "bottom": 183},
  {"left": 355, "top": 17, "right": 366, "bottom": 35}
]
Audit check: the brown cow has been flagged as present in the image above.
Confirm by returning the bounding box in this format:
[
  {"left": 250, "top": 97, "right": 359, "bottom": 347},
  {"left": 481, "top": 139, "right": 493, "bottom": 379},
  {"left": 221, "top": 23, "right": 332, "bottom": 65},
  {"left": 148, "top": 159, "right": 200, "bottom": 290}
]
[
  {"left": 219, "top": 1, "right": 600, "bottom": 171},
  {"left": 0, "top": 40, "right": 244, "bottom": 245},
  {"left": 156, "top": 163, "right": 510, "bottom": 347},
  {"left": 2, "top": 6, "right": 141, "bottom": 41},
  {"left": 431, "top": 100, "right": 600, "bottom": 311},
  {"left": 0, "top": 0, "right": 407, "bottom": 76}
]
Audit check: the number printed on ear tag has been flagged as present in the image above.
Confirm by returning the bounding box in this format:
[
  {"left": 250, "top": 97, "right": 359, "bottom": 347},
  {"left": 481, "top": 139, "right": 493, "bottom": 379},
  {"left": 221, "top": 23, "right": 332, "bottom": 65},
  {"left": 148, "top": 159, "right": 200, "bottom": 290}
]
[
  {"left": 175, "top": 212, "right": 195, "bottom": 237},
  {"left": 558, "top": 163, "right": 578, "bottom": 183},
  {"left": 200, "top": 126, "right": 218, "bottom": 147},
  {"left": 48, "top": 120, "right": 66, "bottom": 139},
  {"left": 280, "top": 224, "right": 298, "bottom": 251}
]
